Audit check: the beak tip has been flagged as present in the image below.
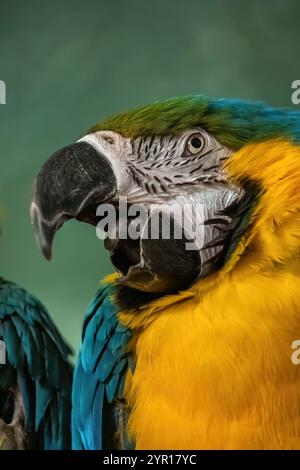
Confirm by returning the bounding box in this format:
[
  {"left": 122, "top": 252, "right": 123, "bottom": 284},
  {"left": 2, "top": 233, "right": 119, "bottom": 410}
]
[
  {"left": 31, "top": 202, "right": 55, "bottom": 261},
  {"left": 41, "top": 245, "right": 52, "bottom": 261}
]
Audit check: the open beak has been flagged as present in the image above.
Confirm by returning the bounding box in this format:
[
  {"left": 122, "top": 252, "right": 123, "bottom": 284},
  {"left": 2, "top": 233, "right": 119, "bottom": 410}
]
[
  {"left": 31, "top": 140, "right": 201, "bottom": 293},
  {"left": 30, "top": 142, "right": 117, "bottom": 260}
]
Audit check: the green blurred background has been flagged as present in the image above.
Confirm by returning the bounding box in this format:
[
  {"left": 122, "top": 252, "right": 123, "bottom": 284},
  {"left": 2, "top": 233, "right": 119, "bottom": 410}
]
[{"left": 0, "top": 0, "right": 299, "bottom": 354}]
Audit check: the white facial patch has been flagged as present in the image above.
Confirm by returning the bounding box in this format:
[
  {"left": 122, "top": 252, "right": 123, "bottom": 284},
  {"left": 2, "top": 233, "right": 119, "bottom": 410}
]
[
  {"left": 78, "top": 131, "right": 133, "bottom": 196},
  {"left": 79, "top": 128, "right": 233, "bottom": 206}
]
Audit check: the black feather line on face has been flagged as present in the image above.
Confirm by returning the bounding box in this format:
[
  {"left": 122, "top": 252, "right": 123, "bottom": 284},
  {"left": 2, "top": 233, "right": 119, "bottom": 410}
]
[
  {"left": 114, "top": 284, "right": 162, "bottom": 311},
  {"left": 202, "top": 180, "right": 261, "bottom": 273}
]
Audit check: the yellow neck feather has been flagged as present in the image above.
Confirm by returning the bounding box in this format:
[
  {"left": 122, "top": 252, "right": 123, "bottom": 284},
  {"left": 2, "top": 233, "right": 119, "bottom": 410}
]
[{"left": 118, "top": 140, "right": 300, "bottom": 449}]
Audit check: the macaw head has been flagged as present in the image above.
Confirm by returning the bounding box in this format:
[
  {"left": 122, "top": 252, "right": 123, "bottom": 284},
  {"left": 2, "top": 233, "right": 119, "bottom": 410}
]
[{"left": 31, "top": 95, "right": 300, "bottom": 294}]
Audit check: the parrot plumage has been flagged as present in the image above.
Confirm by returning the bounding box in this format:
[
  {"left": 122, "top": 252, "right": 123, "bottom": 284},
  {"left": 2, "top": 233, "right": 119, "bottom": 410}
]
[
  {"left": 32, "top": 95, "right": 300, "bottom": 449},
  {"left": 0, "top": 278, "right": 73, "bottom": 449},
  {"left": 72, "top": 281, "right": 131, "bottom": 450}
]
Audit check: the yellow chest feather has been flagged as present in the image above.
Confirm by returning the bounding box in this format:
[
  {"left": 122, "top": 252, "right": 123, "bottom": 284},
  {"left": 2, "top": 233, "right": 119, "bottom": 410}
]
[{"left": 122, "top": 270, "right": 300, "bottom": 449}]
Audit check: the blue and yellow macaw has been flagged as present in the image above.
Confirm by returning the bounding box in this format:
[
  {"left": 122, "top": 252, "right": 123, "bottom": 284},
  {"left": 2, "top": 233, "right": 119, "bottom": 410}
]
[
  {"left": 31, "top": 95, "right": 300, "bottom": 449},
  {"left": 0, "top": 277, "right": 73, "bottom": 449}
]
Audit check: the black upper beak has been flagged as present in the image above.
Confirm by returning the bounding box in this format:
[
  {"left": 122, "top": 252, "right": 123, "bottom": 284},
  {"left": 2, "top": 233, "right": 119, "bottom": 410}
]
[{"left": 31, "top": 142, "right": 117, "bottom": 260}]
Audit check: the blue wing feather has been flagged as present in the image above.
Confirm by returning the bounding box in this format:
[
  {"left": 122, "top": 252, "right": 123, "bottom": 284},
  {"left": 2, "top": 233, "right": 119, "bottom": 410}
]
[
  {"left": 0, "top": 279, "right": 73, "bottom": 449},
  {"left": 72, "top": 283, "right": 132, "bottom": 450}
]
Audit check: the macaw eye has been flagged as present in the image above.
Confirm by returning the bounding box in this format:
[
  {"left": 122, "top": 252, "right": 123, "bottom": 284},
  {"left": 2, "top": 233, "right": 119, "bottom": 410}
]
[
  {"left": 0, "top": 390, "right": 14, "bottom": 425},
  {"left": 185, "top": 134, "right": 205, "bottom": 155}
]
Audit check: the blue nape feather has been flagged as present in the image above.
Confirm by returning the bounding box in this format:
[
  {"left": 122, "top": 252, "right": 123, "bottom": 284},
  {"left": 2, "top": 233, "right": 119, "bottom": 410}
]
[{"left": 0, "top": 279, "right": 73, "bottom": 449}]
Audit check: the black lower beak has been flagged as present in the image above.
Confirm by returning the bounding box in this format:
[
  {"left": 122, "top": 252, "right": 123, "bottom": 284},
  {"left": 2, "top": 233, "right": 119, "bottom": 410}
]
[{"left": 31, "top": 142, "right": 117, "bottom": 260}]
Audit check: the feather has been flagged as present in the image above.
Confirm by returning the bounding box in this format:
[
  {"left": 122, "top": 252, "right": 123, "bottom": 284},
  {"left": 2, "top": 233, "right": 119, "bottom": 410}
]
[
  {"left": 0, "top": 280, "right": 73, "bottom": 449},
  {"left": 72, "top": 283, "right": 132, "bottom": 450}
]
